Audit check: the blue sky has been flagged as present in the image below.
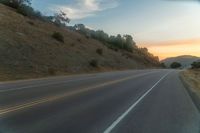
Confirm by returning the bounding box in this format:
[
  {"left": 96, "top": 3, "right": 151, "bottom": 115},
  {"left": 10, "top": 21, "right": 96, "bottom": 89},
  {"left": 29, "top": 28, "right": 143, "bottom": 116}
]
[{"left": 32, "top": 0, "right": 200, "bottom": 59}]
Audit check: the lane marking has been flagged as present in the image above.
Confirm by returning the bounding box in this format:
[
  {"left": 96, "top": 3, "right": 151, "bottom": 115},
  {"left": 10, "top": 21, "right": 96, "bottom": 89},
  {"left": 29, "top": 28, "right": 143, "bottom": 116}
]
[
  {"left": 0, "top": 71, "right": 158, "bottom": 116},
  {"left": 0, "top": 77, "right": 98, "bottom": 93},
  {"left": 0, "top": 71, "right": 154, "bottom": 93},
  {"left": 103, "top": 72, "right": 170, "bottom": 133}
]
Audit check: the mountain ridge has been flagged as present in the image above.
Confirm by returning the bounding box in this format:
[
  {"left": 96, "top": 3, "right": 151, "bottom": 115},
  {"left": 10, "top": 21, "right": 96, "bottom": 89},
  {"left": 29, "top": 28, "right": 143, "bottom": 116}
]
[{"left": 162, "top": 55, "right": 200, "bottom": 68}]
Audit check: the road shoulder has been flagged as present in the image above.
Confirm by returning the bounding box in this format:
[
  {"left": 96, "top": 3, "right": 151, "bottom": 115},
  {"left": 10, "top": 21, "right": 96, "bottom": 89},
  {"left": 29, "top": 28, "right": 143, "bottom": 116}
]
[{"left": 180, "top": 70, "right": 200, "bottom": 112}]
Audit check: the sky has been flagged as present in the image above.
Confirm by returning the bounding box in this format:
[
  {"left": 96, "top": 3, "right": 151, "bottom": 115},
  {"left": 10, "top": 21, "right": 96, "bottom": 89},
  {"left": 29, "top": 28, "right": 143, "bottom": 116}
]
[{"left": 32, "top": 0, "right": 200, "bottom": 60}]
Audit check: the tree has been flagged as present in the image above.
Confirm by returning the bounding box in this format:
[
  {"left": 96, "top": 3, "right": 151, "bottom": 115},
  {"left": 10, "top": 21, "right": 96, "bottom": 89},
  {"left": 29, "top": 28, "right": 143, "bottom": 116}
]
[
  {"left": 2, "top": 0, "right": 31, "bottom": 9},
  {"left": 170, "top": 62, "right": 182, "bottom": 69},
  {"left": 191, "top": 61, "right": 200, "bottom": 69},
  {"left": 115, "top": 34, "right": 124, "bottom": 49},
  {"left": 74, "top": 24, "right": 86, "bottom": 31},
  {"left": 124, "top": 35, "right": 136, "bottom": 51},
  {"left": 52, "top": 11, "right": 70, "bottom": 27},
  {"left": 160, "top": 63, "right": 166, "bottom": 68},
  {"left": 74, "top": 24, "right": 90, "bottom": 37},
  {"left": 94, "top": 30, "right": 109, "bottom": 42}
]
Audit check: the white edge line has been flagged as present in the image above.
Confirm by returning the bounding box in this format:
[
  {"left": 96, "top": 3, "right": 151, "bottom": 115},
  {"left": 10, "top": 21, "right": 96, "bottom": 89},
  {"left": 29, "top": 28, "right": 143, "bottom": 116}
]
[{"left": 103, "top": 72, "right": 171, "bottom": 133}]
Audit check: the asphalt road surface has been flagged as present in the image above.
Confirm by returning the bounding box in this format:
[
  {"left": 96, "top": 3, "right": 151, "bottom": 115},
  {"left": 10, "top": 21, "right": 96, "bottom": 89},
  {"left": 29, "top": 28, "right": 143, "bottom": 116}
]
[{"left": 0, "top": 69, "right": 199, "bottom": 133}]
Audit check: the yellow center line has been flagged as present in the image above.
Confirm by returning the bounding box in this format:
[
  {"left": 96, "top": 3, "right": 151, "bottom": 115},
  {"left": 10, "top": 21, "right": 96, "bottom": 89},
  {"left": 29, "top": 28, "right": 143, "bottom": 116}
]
[{"left": 0, "top": 71, "right": 157, "bottom": 116}]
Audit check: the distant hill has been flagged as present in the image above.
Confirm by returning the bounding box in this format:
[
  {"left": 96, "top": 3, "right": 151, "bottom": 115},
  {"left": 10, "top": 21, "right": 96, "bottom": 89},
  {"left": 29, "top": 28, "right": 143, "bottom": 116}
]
[
  {"left": 162, "top": 55, "right": 200, "bottom": 68},
  {"left": 0, "top": 4, "right": 160, "bottom": 81}
]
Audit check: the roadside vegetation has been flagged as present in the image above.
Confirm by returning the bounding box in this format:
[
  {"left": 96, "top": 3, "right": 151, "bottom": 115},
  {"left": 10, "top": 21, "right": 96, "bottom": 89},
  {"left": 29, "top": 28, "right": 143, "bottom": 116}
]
[
  {"left": 170, "top": 62, "right": 182, "bottom": 69},
  {"left": 69, "top": 24, "right": 136, "bottom": 52},
  {"left": 181, "top": 61, "right": 200, "bottom": 110},
  {"left": 191, "top": 62, "right": 200, "bottom": 69},
  {"left": 52, "top": 32, "right": 64, "bottom": 43}
]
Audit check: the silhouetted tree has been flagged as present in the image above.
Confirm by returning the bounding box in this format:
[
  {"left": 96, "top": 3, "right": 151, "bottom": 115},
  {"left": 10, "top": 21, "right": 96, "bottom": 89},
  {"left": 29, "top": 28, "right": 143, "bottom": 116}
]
[
  {"left": 160, "top": 63, "right": 166, "bottom": 68},
  {"left": 124, "top": 35, "right": 136, "bottom": 51},
  {"left": 170, "top": 62, "right": 182, "bottom": 68},
  {"left": 69, "top": 23, "right": 160, "bottom": 65},
  {"left": 52, "top": 11, "right": 70, "bottom": 27},
  {"left": 191, "top": 61, "right": 200, "bottom": 69}
]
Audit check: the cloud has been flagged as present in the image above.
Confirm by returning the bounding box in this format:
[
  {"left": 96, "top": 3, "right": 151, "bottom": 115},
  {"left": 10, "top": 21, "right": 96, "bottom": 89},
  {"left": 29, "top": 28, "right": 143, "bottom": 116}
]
[{"left": 50, "top": 0, "right": 119, "bottom": 19}]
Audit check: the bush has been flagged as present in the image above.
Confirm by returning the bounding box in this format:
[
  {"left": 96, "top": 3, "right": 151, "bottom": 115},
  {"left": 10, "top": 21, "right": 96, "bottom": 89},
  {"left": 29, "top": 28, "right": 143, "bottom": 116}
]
[
  {"left": 77, "top": 38, "right": 81, "bottom": 42},
  {"left": 27, "top": 21, "right": 34, "bottom": 25},
  {"left": 96, "top": 48, "right": 103, "bottom": 55},
  {"left": 52, "top": 32, "right": 64, "bottom": 43},
  {"left": 191, "top": 62, "right": 200, "bottom": 69},
  {"left": 17, "top": 4, "right": 43, "bottom": 18},
  {"left": 89, "top": 59, "right": 98, "bottom": 67},
  {"left": 160, "top": 63, "right": 166, "bottom": 68},
  {"left": 0, "top": 0, "right": 9, "bottom": 6},
  {"left": 85, "top": 35, "right": 90, "bottom": 39},
  {"left": 71, "top": 43, "right": 75, "bottom": 47},
  {"left": 17, "top": 4, "right": 33, "bottom": 16},
  {"left": 48, "top": 68, "right": 56, "bottom": 75},
  {"left": 170, "top": 62, "right": 181, "bottom": 69}
]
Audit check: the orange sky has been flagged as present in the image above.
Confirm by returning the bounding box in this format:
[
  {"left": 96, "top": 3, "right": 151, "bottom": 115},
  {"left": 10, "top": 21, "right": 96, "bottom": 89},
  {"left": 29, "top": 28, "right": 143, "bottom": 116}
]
[{"left": 140, "top": 38, "right": 200, "bottom": 60}]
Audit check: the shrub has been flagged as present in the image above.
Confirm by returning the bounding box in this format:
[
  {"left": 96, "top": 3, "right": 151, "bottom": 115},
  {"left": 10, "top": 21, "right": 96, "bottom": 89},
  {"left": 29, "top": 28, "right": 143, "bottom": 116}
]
[
  {"left": 27, "top": 21, "right": 34, "bottom": 25},
  {"left": 0, "top": 0, "right": 9, "bottom": 6},
  {"left": 191, "top": 62, "right": 200, "bottom": 69},
  {"left": 85, "top": 35, "right": 90, "bottom": 39},
  {"left": 96, "top": 48, "right": 103, "bottom": 55},
  {"left": 48, "top": 68, "right": 56, "bottom": 75},
  {"left": 17, "top": 4, "right": 43, "bottom": 18},
  {"left": 71, "top": 43, "right": 75, "bottom": 47},
  {"left": 77, "top": 38, "right": 81, "bottom": 42},
  {"left": 52, "top": 32, "right": 64, "bottom": 43},
  {"left": 89, "top": 59, "right": 98, "bottom": 67},
  {"left": 17, "top": 4, "right": 31, "bottom": 16},
  {"left": 160, "top": 63, "right": 166, "bottom": 68},
  {"left": 170, "top": 62, "right": 181, "bottom": 69}
]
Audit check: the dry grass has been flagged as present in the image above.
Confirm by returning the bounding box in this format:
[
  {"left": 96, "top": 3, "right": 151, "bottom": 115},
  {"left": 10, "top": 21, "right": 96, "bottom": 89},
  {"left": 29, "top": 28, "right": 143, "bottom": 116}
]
[
  {"left": 181, "top": 69, "right": 200, "bottom": 97},
  {"left": 0, "top": 4, "right": 159, "bottom": 81}
]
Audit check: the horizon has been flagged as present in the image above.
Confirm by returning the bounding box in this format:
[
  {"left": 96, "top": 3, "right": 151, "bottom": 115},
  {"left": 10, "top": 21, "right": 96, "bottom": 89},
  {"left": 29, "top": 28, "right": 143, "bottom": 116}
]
[{"left": 32, "top": 0, "right": 200, "bottom": 60}]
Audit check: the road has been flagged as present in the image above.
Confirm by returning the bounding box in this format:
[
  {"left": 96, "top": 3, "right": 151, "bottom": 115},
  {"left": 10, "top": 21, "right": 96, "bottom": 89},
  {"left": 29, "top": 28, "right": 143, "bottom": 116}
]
[{"left": 0, "top": 69, "right": 199, "bottom": 133}]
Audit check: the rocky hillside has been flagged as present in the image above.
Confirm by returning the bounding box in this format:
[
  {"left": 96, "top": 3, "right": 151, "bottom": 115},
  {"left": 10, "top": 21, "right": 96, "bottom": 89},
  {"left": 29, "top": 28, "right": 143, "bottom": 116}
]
[{"left": 0, "top": 4, "right": 160, "bottom": 81}]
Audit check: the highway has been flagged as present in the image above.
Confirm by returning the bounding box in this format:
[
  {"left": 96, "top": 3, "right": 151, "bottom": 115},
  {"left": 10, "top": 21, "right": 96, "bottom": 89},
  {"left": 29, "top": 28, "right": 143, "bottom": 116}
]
[{"left": 0, "top": 69, "right": 199, "bottom": 133}]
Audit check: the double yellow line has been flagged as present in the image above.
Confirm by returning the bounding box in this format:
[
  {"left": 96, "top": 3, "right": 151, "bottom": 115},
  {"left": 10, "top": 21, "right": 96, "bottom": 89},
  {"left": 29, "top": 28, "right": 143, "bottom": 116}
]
[{"left": 0, "top": 71, "right": 156, "bottom": 117}]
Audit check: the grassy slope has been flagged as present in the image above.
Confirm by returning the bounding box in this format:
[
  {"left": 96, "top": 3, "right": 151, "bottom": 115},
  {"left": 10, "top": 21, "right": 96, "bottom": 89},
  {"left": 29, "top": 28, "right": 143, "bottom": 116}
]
[
  {"left": 181, "top": 70, "right": 200, "bottom": 97},
  {"left": 0, "top": 4, "right": 159, "bottom": 81},
  {"left": 181, "top": 69, "right": 200, "bottom": 110}
]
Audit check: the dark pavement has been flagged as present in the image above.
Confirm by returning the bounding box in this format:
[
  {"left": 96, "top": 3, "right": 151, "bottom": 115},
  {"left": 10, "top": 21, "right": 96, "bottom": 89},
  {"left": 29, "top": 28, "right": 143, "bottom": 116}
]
[{"left": 0, "top": 69, "right": 199, "bottom": 133}]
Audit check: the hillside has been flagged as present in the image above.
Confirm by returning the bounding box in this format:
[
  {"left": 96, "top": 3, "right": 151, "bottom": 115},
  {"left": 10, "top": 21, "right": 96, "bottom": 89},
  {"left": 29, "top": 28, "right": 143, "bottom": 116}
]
[
  {"left": 162, "top": 55, "right": 200, "bottom": 68},
  {"left": 0, "top": 4, "right": 160, "bottom": 81}
]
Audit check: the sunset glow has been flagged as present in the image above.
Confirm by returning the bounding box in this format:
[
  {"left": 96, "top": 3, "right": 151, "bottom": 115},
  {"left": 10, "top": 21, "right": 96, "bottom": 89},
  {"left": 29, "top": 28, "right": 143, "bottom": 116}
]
[{"left": 141, "top": 39, "right": 200, "bottom": 60}]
